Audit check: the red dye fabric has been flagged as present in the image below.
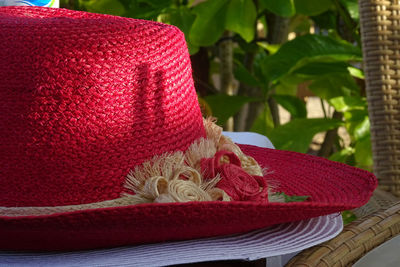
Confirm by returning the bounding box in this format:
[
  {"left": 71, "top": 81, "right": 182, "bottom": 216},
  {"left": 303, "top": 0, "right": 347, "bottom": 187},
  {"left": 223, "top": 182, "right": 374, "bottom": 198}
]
[
  {"left": 201, "top": 151, "right": 269, "bottom": 202},
  {"left": 0, "top": 146, "right": 377, "bottom": 251},
  {"left": 0, "top": 7, "right": 378, "bottom": 251},
  {"left": 0, "top": 6, "right": 205, "bottom": 207}
]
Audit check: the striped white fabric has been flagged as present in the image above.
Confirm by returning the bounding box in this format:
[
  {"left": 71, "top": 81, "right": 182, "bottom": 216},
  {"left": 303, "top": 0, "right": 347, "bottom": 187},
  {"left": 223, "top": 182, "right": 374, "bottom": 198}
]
[{"left": 0, "top": 214, "right": 343, "bottom": 267}]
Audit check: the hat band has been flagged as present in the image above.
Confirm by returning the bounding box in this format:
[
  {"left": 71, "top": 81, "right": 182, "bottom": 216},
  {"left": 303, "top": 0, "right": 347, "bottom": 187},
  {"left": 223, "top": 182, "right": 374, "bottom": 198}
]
[{"left": 0, "top": 118, "right": 281, "bottom": 217}]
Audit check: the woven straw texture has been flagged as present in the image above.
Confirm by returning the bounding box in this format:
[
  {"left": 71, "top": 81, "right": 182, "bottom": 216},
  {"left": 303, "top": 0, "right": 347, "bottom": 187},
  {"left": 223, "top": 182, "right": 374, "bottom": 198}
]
[
  {"left": 0, "top": 7, "right": 205, "bottom": 207},
  {"left": 285, "top": 201, "right": 400, "bottom": 267},
  {"left": 359, "top": 0, "right": 400, "bottom": 197},
  {"left": 0, "top": 7, "right": 377, "bottom": 251},
  {"left": 0, "top": 146, "right": 377, "bottom": 251}
]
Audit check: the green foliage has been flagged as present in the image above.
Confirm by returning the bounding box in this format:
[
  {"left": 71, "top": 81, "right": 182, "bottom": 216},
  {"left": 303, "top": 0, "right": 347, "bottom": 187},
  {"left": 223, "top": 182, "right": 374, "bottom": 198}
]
[
  {"left": 272, "top": 95, "right": 307, "bottom": 118},
  {"left": 308, "top": 73, "right": 359, "bottom": 100},
  {"left": 225, "top": 0, "right": 257, "bottom": 42},
  {"left": 64, "top": 0, "right": 373, "bottom": 171},
  {"left": 268, "top": 118, "right": 343, "bottom": 153},
  {"left": 204, "top": 94, "right": 257, "bottom": 126},
  {"left": 80, "top": 0, "right": 125, "bottom": 15},
  {"left": 342, "top": 210, "right": 357, "bottom": 224},
  {"left": 190, "top": 0, "right": 228, "bottom": 46},
  {"left": 262, "top": 34, "right": 362, "bottom": 83},
  {"left": 260, "top": 0, "right": 333, "bottom": 17},
  {"left": 273, "top": 192, "right": 310, "bottom": 202}
]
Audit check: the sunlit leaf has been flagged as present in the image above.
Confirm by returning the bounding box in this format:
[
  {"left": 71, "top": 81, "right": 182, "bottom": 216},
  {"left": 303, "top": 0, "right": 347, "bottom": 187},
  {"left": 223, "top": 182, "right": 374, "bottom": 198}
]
[
  {"left": 329, "top": 147, "right": 355, "bottom": 164},
  {"left": 347, "top": 66, "right": 364, "bottom": 79},
  {"left": 268, "top": 118, "right": 343, "bottom": 153},
  {"left": 262, "top": 35, "right": 362, "bottom": 83},
  {"left": 329, "top": 96, "right": 366, "bottom": 112},
  {"left": 352, "top": 116, "right": 370, "bottom": 141},
  {"left": 189, "top": 0, "right": 229, "bottom": 46},
  {"left": 355, "top": 135, "right": 373, "bottom": 170},
  {"left": 257, "top": 42, "right": 280, "bottom": 54},
  {"left": 340, "top": 0, "right": 359, "bottom": 20},
  {"left": 225, "top": 0, "right": 257, "bottom": 42}
]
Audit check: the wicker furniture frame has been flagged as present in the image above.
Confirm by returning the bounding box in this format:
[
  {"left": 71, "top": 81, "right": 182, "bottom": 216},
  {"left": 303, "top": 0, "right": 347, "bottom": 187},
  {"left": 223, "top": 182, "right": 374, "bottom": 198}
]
[
  {"left": 360, "top": 0, "right": 400, "bottom": 197},
  {"left": 286, "top": 202, "right": 400, "bottom": 266}
]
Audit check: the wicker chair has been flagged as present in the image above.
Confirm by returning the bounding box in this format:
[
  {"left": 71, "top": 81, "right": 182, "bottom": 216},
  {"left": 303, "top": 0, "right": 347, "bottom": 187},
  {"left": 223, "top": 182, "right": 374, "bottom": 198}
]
[{"left": 286, "top": 0, "right": 400, "bottom": 265}]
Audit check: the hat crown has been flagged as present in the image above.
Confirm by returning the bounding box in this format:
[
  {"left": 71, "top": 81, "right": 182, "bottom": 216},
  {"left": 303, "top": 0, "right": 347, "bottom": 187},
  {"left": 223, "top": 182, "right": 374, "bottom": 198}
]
[{"left": 0, "top": 7, "right": 205, "bottom": 206}]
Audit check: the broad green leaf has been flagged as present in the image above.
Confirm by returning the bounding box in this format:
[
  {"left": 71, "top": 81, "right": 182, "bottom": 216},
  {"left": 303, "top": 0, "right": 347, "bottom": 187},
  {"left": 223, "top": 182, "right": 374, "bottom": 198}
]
[
  {"left": 274, "top": 78, "right": 298, "bottom": 96},
  {"left": 293, "top": 62, "right": 350, "bottom": 77},
  {"left": 163, "top": 7, "right": 198, "bottom": 54},
  {"left": 311, "top": 10, "right": 336, "bottom": 30},
  {"left": 294, "top": 0, "right": 333, "bottom": 16},
  {"left": 329, "top": 96, "right": 366, "bottom": 112},
  {"left": 225, "top": 0, "right": 257, "bottom": 42},
  {"left": 259, "top": 0, "right": 333, "bottom": 17},
  {"left": 348, "top": 66, "right": 364, "bottom": 79},
  {"left": 124, "top": 0, "right": 172, "bottom": 19},
  {"left": 273, "top": 95, "right": 307, "bottom": 118},
  {"left": 353, "top": 116, "right": 370, "bottom": 140},
  {"left": 329, "top": 147, "right": 355, "bottom": 163},
  {"left": 250, "top": 105, "right": 274, "bottom": 135},
  {"left": 309, "top": 73, "right": 360, "bottom": 100},
  {"left": 340, "top": 0, "right": 359, "bottom": 20},
  {"left": 343, "top": 109, "right": 368, "bottom": 141},
  {"left": 204, "top": 94, "right": 257, "bottom": 125},
  {"left": 355, "top": 135, "right": 373, "bottom": 170},
  {"left": 259, "top": 0, "right": 295, "bottom": 17},
  {"left": 257, "top": 42, "right": 280, "bottom": 54},
  {"left": 262, "top": 35, "right": 362, "bottom": 83},
  {"left": 234, "top": 63, "right": 261, "bottom": 87},
  {"left": 82, "top": 0, "right": 125, "bottom": 15},
  {"left": 268, "top": 118, "right": 343, "bottom": 153},
  {"left": 189, "top": 0, "right": 229, "bottom": 46},
  {"left": 343, "top": 109, "right": 368, "bottom": 122},
  {"left": 346, "top": 114, "right": 370, "bottom": 141}
]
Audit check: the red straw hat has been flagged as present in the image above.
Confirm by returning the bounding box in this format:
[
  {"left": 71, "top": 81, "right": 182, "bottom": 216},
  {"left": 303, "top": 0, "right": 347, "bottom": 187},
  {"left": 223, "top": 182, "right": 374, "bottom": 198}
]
[{"left": 0, "top": 6, "right": 377, "bottom": 251}]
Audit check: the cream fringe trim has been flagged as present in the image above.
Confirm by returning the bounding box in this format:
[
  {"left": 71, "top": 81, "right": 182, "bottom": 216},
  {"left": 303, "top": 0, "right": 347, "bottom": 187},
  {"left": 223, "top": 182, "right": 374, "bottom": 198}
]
[{"left": 0, "top": 118, "right": 276, "bottom": 217}]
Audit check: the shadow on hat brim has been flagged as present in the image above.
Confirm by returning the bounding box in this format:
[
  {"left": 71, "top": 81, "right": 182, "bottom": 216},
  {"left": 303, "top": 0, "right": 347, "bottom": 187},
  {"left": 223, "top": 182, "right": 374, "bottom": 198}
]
[{"left": 0, "top": 145, "right": 377, "bottom": 251}]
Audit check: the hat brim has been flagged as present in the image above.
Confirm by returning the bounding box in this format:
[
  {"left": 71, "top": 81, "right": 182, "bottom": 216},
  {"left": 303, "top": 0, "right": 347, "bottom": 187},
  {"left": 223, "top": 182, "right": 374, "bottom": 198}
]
[{"left": 0, "top": 145, "right": 377, "bottom": 251}]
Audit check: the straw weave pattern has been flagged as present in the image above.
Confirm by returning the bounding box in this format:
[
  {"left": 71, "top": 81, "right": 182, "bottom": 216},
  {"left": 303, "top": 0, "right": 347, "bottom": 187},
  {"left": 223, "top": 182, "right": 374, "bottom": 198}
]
[
  {"left": 0, "top": 145, "right": 377, "bottom": 251},
  {"left": 0, "top": 7, "right": 205, "bottom": 206},
  {"left": 360, "top": 0, "right": 400, "bottom": 196}
]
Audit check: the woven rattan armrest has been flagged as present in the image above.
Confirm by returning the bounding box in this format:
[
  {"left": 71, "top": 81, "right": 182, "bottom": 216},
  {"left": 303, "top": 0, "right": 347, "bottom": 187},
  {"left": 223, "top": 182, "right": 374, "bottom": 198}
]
[{"left": 285, "top": 201, "right": 400, "bottom": 267}]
